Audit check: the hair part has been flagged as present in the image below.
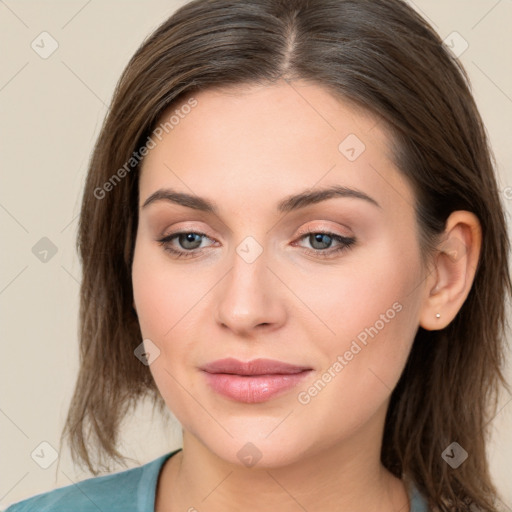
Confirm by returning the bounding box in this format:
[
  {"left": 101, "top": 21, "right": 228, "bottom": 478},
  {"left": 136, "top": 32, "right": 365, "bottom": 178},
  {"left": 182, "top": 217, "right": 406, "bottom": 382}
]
[{"left": 60, "top": 1, "right": 511, "bottom": 510}]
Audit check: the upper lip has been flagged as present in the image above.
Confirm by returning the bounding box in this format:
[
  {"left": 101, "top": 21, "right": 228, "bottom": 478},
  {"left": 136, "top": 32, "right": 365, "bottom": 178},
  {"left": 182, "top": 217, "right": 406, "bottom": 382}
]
[{"left": 200, "top": 358, "right": 312, "bottom": 376}]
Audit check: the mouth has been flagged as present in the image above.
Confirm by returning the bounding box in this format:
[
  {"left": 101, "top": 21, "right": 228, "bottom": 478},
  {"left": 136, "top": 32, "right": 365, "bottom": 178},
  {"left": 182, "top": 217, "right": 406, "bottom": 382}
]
[{"left": 200, "top": 358, "right": 313, "bottom": 403}]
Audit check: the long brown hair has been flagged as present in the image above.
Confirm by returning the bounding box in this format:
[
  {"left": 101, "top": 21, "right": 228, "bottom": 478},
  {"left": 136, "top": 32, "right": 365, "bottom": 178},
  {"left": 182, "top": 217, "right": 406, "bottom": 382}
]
[{"left": 60, "top": 0, "right": 511, "bottom": 509}]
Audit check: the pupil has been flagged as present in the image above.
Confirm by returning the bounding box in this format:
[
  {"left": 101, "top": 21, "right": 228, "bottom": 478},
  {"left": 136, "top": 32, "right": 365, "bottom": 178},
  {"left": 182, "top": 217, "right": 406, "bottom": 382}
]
[
  {"left": 312, "top": 233, "right": 331, "bottom": 250},
  {"left": 182, "top": 233, "right": 201, "bottom": 249}
]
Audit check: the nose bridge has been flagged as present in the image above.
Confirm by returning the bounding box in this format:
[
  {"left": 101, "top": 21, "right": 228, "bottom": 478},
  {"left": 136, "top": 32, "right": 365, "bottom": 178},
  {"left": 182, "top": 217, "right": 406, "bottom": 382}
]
[{"left": 214, "top": 233, "right": 285, "bottom": 333}]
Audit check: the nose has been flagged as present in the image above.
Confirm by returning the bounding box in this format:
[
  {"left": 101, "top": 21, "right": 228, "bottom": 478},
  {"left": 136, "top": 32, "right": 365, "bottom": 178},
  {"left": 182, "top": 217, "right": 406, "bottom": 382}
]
[{"left": 214, "top": 244, "right": 287, "bottom": 337}]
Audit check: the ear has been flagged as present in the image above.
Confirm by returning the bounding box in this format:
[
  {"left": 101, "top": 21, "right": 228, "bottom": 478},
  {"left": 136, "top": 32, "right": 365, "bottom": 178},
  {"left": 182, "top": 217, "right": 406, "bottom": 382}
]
[{"left": 419, "top": 210, "right": 482, "bottom": 331}]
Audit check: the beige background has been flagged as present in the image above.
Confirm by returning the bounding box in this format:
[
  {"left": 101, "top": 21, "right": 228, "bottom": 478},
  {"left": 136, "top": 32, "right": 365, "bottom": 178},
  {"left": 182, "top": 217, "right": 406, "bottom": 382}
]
[{"left": 1, "top": 0, "right": 511, "bottom": 509}]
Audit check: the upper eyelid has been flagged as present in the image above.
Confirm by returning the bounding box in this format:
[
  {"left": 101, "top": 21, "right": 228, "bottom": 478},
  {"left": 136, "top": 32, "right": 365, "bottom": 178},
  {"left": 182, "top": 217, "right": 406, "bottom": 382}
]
[
  {"left": 160, "top": 227, "right": 353, "bottom": 245},
  {"left": 161, "top": 224, "right": 350, "bottom": 236}
]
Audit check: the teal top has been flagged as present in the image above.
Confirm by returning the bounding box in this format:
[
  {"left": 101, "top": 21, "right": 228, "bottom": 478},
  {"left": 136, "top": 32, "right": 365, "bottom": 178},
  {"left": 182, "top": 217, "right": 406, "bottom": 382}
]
[{"left": 5, "top": 448, "right": 429, "bottom": 511}]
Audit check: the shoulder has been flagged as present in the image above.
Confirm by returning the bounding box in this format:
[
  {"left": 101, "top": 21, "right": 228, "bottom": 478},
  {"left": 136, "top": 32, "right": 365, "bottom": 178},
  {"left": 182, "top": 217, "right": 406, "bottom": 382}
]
[
  {"left": 3, "top": 451, "right": 176, "bottom": 512},
  {"left": 3, "top": 466, "right": 145, "bottom": 512},
  {"left": 407, "top": 479, "right": 430, "bottom": 512}
]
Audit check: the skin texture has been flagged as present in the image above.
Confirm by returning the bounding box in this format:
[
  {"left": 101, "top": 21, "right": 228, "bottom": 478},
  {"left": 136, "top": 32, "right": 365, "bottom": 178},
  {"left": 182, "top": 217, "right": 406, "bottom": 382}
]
[{"left": 131, "top": 79, "right": 481, "bottom": 511}]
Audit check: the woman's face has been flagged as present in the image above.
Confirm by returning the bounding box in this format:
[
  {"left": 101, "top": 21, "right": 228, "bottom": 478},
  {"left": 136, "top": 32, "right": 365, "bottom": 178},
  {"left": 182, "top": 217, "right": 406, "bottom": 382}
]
[{"left": 132, "top": 80, "right": 429, "bottom": 467}]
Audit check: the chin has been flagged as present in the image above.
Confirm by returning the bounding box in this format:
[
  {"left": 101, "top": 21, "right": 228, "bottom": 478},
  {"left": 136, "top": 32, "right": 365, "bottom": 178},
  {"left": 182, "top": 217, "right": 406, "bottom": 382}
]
[{"left": 187, "top": 421, "right": 316, "bottom": 470}]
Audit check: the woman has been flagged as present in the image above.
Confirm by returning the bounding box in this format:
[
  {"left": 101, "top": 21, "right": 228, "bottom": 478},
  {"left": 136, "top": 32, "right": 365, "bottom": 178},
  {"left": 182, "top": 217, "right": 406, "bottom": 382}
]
[{"left": 6, "top": 0, "right": 510, "bottom": 510}]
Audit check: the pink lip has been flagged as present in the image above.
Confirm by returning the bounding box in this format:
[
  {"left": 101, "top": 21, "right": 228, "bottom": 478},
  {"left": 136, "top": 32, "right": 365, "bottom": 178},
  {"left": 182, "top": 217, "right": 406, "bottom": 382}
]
[{"left": 200, "top": 358, "right": 313, "bottom": 403}]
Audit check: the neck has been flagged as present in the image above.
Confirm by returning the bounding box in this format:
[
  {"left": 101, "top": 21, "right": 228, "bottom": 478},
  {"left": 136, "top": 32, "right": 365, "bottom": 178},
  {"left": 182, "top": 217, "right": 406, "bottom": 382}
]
[{"left": 156, "top": 415, "right": 409, "bottom": 512}]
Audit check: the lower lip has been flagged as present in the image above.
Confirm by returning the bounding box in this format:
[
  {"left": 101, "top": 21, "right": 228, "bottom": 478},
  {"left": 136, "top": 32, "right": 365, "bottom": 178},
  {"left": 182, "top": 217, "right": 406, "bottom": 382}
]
[{"left": 202, "top": 371, "right": 312, "bottom": 403}]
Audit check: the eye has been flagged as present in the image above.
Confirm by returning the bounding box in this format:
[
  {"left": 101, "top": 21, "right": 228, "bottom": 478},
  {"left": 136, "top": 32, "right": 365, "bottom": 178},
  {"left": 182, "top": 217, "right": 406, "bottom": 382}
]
[
  {"left": 293, "top": 229, "right": 356, "bottom": 259},
  {"left": 157, "top": 229, "right": 356, "bottom": 260},
  {"left": 157, "top": 231, "right": 216, "bottom": 259}
]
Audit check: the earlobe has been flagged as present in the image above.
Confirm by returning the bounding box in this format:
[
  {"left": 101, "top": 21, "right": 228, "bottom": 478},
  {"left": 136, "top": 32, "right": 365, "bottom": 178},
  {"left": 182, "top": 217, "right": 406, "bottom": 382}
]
[{"left": 419, "top": 211, "right": 482, "bottom": 331}]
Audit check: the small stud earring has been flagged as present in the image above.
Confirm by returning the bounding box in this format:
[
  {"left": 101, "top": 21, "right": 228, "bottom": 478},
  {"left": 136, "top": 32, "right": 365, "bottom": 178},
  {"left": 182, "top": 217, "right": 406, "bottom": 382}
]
[{"left": 435, "top": 313, "right": 441, "bottom": 318}]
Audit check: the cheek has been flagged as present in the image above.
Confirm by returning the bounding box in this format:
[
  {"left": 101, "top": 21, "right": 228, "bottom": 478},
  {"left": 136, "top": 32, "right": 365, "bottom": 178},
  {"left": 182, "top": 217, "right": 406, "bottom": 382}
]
[
  {"left": 132, "top": 241, "right": 204, "bottom": 339},
  {"left": 131, "top": 239, "right": 217, "bottom": 387},
  {"left": 293, "top": 255, "right": 422, "bottom": 441},
  {"left": 317, "top": 235, "right": 423, "bottom": 386},
  {"left": 132, "top": 242, "right": 199, "bottom": 423}
]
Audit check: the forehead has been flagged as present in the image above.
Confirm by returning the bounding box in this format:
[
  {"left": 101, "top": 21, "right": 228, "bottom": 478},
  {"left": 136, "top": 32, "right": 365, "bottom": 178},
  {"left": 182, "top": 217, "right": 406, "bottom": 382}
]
[{"left": 138, "top": 80, "right": 415, "bottom": 217}]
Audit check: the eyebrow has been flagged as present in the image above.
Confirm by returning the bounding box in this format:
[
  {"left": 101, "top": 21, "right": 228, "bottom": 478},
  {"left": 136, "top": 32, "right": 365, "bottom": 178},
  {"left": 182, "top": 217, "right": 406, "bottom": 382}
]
[{"left": 141, "top": 185, "right": 381, "bottom": 213}]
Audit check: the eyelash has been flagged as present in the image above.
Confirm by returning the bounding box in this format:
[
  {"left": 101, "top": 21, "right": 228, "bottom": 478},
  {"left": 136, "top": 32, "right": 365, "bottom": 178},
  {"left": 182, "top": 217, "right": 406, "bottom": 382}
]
[{"left": 156, "top": 229, "right": 356, "bottom": 260}]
